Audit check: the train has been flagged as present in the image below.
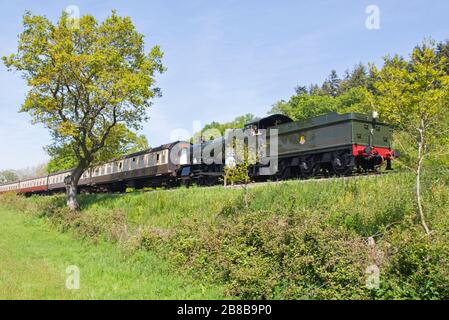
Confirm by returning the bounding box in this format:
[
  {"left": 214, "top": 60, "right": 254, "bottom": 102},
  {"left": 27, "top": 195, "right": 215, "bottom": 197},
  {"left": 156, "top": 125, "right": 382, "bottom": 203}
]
[{"left": 0, "top": 112, "right": 399, "bottom": 195}]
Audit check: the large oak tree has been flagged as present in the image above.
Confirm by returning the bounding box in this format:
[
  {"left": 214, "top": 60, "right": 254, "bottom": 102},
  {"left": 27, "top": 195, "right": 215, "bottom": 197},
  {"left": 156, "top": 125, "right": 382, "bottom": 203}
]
[{"left": 3, "top": 11, "right": 164, "bottom": 210}]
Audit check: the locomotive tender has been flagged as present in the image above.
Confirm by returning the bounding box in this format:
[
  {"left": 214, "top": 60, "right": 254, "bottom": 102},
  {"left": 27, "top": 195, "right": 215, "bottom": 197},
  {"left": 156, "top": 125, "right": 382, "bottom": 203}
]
[{"left": 0, "top": 112, "right": 398, "bottom": 195}]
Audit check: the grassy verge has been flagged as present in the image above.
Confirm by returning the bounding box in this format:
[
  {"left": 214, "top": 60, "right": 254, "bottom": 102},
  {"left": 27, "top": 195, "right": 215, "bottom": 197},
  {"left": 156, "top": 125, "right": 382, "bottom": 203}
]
[
  {"left": 0, "top": 206, "right": 224, "bottom": 299},
  {"left": 1, "top": 170, "right": 448, "bottom": 299}
]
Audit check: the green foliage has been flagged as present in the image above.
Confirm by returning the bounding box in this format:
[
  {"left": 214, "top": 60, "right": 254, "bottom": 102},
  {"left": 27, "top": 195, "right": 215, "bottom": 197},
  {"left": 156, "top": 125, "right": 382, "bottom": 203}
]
[
  {"left": 379, "top": 227, "right": 449, "bottom": 299},
  {"left": 271, "top": 94, "right": 338, "bottom": 120},
  {"left": 168, "top": 172, "right": 449, "bottom": 299},
  {"left": 2, "top": 171, "right": 448, "bottom": 299},
  {"left": 436, "top": 40, "right": 449, "bottom": 74},
  {"left": 224, "top": 161, "right": 251, "bottom": 186},
  {"left": 3, "top": 10, "right": 164, "bottom": 207},
  {"left": 339, "top": 63, "right": 371, "bottom": 93},
  {"left": 371, "top": 41, "right": 449, "bottom": 169},
  {"left": 192, "top": 114, "right": 254, "bottom": 143},
  {"left": 223, "top": 143, "right": 251, "bottom": 186},
  {"left": 321, "top": 70, "right": 341, "bottom": 97},
  {"left": 46, "top": 124, "right": 149, "bottom": 173},
  {"left": 270, "top": 61, "right": 375, "bottom": 121},
  {"left": 271, "top": 87, "right": 372, "bottom": 121}
]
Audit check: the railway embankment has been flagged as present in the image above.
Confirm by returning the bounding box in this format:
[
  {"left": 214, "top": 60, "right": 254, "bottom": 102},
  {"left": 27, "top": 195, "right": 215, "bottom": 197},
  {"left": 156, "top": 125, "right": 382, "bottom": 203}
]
[{"left": 1, "top": 170, "right": 448, "bottom": 299}]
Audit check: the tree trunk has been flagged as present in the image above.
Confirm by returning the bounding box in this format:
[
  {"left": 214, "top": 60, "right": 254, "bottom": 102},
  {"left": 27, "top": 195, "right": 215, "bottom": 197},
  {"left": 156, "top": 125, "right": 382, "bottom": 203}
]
[
  {"left": 416, "top": 123, "right": 431, "bottom": 235},
  {"left": 65, "top": 165, "right": 85, "bottom": 211},
  {"left": 243, "top": 184, "right": 249, "bottom": 208}
]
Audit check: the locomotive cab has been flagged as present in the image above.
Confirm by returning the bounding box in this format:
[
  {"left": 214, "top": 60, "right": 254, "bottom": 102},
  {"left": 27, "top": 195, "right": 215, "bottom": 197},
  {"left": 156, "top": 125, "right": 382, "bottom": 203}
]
[{"left": 244, "top": 114, "right": 293, "bottom": 131}]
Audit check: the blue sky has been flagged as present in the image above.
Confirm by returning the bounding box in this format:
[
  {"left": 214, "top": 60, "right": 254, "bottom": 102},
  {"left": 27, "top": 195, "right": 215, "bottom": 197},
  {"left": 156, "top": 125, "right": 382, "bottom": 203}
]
[{"left": 0, "top": 0, "right": 448, "bottom": 170}]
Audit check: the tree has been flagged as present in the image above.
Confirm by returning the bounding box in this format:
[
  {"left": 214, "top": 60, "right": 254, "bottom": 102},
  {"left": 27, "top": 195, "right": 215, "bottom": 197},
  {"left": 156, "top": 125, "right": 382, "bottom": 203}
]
[
  {"left": 321, "top": 70, "right": 341, "bottom": 97},
  {"left": 294, "top": 85, "right": 308, "bottom": 95},
  {"left": 270, "top": 93, "right": 338, "bottom": 120},
  {"left": 336, "top": 87, "right": 372, "bottom": 114},
  {"left": 3, "top": 11, "right": 164, "bottom": 210},
  {"left": 371, "top": 41, "right": 449, "bottom": 235},
  {"left": 192, "top": 114, "right": 254, "bottom": 143},
  {"left": 223, "top": 141, "right": 252, "bottom": 207},
  {"left": 436, "top": 40, "right": 449, "bottom": 74},
  {"left": 47, "top": 124, "right": 149, "bottom": 173},
  {"left": 308, "top": 83, "right": 322, "bottom": 96},
  {"left": 0, "top": 170, "right": 19, "bottom": 184},
  {"left": 339, "top": 63, "right": 369, "bottom": 93}
]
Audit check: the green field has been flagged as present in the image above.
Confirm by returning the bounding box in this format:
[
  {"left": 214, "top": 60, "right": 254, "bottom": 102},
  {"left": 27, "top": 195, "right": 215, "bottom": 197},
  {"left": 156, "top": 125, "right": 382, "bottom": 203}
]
[
  {"left": 0, "top": 206, "right": 224, "bottom": 299},
  {"left": 0, "top": 171, "right": 448, "bottom": 300}
]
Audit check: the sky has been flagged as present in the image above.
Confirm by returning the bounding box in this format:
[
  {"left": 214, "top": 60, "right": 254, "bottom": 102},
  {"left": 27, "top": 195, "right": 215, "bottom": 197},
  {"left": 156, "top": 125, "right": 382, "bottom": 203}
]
[{"left": 0, "top": 0, "right": 448, "bottom": 170}]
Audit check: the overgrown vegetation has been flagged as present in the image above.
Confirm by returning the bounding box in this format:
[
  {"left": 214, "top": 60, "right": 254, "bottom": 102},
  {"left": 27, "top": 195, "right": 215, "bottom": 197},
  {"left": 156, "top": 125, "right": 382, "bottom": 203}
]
[{"left": 1, "top": 170, "right": 447, "bottom": 299}]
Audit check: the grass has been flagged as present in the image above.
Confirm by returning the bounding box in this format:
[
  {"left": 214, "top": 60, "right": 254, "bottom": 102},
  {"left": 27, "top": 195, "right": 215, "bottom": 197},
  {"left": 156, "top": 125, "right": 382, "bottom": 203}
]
[
  {"left": 72, "top": 172, "right": 430, "bottom": 234},
  {"left": 78, "top": 185, "right": 243, "bottom": 228},
  {"left": 1, "top": 169, "right": 448, "bottom": 299},
  {"left": 0, "top": 206, "right": 224, "bottom": 300}
]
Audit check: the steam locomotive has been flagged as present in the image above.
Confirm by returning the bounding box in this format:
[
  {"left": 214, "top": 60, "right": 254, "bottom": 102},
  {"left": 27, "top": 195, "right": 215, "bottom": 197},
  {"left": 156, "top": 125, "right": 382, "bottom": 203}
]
[{"left": 0, "top": 112, "right": 398, "bottom": 195}]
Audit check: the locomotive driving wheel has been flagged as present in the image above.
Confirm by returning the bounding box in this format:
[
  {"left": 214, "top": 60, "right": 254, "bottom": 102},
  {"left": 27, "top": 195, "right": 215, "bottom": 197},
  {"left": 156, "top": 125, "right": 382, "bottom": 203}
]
[
  {"left": 299, "top": 160, "right": 314, "bottom": 179},
  {"left": 332, "top": 154, "right": 354, "bottom": 176}
]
